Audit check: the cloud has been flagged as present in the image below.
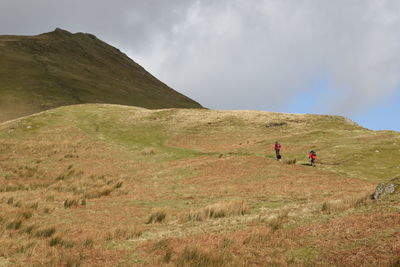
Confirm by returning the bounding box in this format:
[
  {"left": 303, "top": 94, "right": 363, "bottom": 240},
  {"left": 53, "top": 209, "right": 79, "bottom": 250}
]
[{"left": 1, "top": 0, "right": 400, "bottom": 115}]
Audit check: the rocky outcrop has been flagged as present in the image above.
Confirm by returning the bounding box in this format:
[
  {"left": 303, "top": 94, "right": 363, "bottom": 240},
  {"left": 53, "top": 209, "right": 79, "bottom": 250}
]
[{"left": 372, "top": 177, "right": 400, "bottom": 199}]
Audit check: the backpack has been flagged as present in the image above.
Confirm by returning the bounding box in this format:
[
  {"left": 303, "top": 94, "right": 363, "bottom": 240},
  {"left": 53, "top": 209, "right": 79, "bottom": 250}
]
[{"left": 311, "top": 151, "right": 316, "bottom": 157}]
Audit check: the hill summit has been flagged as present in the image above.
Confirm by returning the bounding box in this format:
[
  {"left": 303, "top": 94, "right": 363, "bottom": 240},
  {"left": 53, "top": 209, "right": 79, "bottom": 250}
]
[{"left": 0, "top": 28, "right": 202, "bottom": 122}]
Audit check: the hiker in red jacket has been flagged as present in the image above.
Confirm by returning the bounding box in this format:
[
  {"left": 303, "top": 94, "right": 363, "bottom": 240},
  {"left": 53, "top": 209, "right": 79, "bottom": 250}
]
[
  {"left": 274, "top": 141, "right": 282, "bottom": 160},
  {"left": 308, "top": 150, "right": 317, "bottom": 167}
]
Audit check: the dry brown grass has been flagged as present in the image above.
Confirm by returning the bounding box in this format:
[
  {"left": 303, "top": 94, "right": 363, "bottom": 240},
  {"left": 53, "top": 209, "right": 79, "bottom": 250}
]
[
  {"left": 321, "top": 194, "right": 371, "bottom": 214},
  {"left": 146, "top": 211, "right": 167, "bottom": 224},
  {"left": 284, "top": 158, "right": 297, "bottom": 165},
  {"left": 185, "top": 201, "right": 249, "bottom": 222},
  {"left": 176, "top": 246, "right": 234, "bottom": 267},
  {"left": 268, "top": 210, "right": 290, "bottom": 231},
  {"left": 290, "top": 212, "right": 400, "bottom": 266},
  {"left": 141, "top": 147, "right": 155, "bottom": 155},
  {"left": 0, "top": 104, "right": 398, "bottom": 266}
]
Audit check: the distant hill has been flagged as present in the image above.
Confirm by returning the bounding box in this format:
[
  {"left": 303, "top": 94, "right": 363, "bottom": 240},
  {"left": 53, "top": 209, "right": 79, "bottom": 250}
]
[{"left": 0, "top": 28, "right": 202, "bottom": 122}]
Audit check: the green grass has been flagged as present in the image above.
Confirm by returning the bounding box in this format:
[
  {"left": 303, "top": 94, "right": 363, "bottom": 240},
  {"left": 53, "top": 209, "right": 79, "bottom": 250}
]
[
  {"left": 70, "top": 106, "right": 209, "bottom": 162},
  {"left": 287, "top": 247, "right": 319, "bottom": 265}
]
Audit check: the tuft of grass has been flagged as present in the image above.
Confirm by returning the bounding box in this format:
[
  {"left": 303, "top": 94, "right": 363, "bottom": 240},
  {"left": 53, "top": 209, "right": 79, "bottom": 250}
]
[
  {"left": 146, "top": 211, "right": 167, "bottom": 224},
  {"left": 35, "top": 227, "right": 56, "bottom": 238},
  {"left": 49, "top": 237, "right": 62, "bottom": 247},
  {"left": 268, "top": 210, "right": 290, "bottom": 231},
  {"left": 6, "top": 220, "right": 23, "bottom": 230},
  {"left": 321, "top": 195, "right": 371, "bottom": 214},
  {"left": 19, "top": 210, "right": 33, "bottom": 220},
  {"left": 56, "top": 175, "right": 65, "bottom": 181},
  {"left": 28, "top": 202, "right": 39, "bottom": 209},
  {"left": 151, "top": 238, "right": 173, "bottom": 264},
  {"left": 61, "top": 240, "right": 75, "bottom": 248},
  {"left": 113, "top": 181, "right": 123, "bottom": 189},
  {"left": 22, "top": 224, "right": 37, "bottom": 235},
  {"left": 64, "top": 199, "right": 79, "bottom": 208},
  {"left": 265, "top": 122, "right": 287, "bottom": 128},
  {"left": 284, "top": 158, "right": 297, "bottom": 165},
  {"left": 49, "top": 236, "right": 75, "bottom": 248},
  {"left": 153, "top": 239, "right": 170, "bottom": 251},
  {"left": 84, "top": 188, "right": 112, "bottom": 199},
  {"left": 112, "top": 227, "right": 143, "bottom": 240},
  {"left": 242, "top": 228, "right": 271, "bottom": 246},
  {"left": 0, "top": 184, "right": 28, "bottom": 192},
  {"left": 141, "top": 147, "right": 155, "bottom": 155},
  {"left": 176, "top": 247, "right": 232, "bottom": 267},
  {"left": 7, "top": 197, "right": 14, "bottom": 205},
  {"left": 163, "top": 248, "right": 173, "bottom": 263},
  {"left": 15, "top": 242, "right": 36, "bottom": 254},
  {"left": 64, "top": 154, "right": 77, "bottom": 158},
  {"left": 321, "top": 202, "right": 330, "bottom": 213},
  {"left": 186, "top": 201, "right": 249, "bottom": 222},
  {"left": 106, "top": 227, "right": 143, "bottom": 241},
  {"left": 83, "top": 238, "right": 94, "bottom": 248}
]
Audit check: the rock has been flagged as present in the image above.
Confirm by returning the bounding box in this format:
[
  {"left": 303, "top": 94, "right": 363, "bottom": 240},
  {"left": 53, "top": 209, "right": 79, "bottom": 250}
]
[{"left": 372, "top": 177, "right": 400, "bottom": 199}]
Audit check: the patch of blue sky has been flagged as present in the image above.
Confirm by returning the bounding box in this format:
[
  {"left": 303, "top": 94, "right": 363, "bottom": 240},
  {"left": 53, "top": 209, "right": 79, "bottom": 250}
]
[
  {"left": 283, "top": 74, "right": 339, "bottom": 115},
  {"left": 351, "top": 89, "right": 400, "bottom": 132},
  {"left": 283, "top": 75, "right": 400, "bottom": 132}
]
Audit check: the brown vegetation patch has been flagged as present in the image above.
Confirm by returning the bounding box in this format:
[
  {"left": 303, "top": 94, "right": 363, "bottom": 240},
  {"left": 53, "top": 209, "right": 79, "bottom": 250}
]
[
  {"left": 1, "top": 105, "right": 398, "bottom": 266},
  {"left": 168, "top": 133, "right": 249, "bottom": 152},
  {"left": 141, "top": 210, "right": 400, "bottom": 266},
  {"left": 181, "top": 155, "right": 375, "bottom": 203},
  {"left": 185, "top": 201, "right": 249, "bottom": 222},
  {"left": 292, "top": 213, "right": 400, "bottom": 265},
  {"left": 141, "top": 226, "right": 295, "bottom": 266}
]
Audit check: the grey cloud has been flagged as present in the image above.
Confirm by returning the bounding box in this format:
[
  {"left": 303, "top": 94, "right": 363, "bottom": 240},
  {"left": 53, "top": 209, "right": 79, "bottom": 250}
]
[
  {"left": 145, "top": 0, "right": 400, "bottom": 114},
  {"left": 1, "top": 0, "right": 400, "bottom": 115}
]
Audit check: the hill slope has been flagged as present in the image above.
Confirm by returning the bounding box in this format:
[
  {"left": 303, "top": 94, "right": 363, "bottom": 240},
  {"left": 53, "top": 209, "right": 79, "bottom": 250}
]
[
  {"left": 0, "top": 28, "right": 202, "bottom": 122},
  {"left": 0, "top": 105, "right": 399, "bottom": 266}
]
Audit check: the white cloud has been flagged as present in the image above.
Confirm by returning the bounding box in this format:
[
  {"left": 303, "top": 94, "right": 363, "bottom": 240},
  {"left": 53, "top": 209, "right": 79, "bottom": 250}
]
[{"left": 1, "top": 0, "right": 400, "bottom": 114}]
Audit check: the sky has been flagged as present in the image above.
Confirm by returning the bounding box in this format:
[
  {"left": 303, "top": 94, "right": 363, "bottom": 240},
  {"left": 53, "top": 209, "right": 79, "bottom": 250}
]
[{"left": 1, "top": 0, "right": 399, "bottom": 131}]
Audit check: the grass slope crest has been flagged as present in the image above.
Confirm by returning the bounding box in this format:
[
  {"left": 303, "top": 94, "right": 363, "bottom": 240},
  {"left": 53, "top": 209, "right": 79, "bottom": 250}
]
[{"left": 0, "top": 28, "right": 202, "bottom": 122}]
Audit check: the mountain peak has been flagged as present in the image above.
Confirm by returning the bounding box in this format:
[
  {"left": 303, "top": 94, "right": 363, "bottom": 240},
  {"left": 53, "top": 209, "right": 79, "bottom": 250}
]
[
  {"left": 54, "top": 27, "right": 71, "bottom": 34},
  {"left": 0, "top": 29, "right": 202, "bottom": 122},
  {"left": 44, "top": 27, "right": 73, "bottom": 37}
]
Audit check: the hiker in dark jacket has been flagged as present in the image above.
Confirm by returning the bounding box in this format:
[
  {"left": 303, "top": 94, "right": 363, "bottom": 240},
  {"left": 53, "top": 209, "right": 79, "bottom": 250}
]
[
  {"left": 274, "top": 141, "right": 282, "bottom": 160},
  {"left": 309, "top": 150, "right": 317, "bottom": 167}
]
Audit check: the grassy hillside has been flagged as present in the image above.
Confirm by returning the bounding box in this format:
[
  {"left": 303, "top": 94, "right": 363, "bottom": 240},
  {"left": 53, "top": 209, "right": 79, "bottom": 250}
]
[
  {"left": 0, "top": 104, "right": 399, "bottom": 266},
  {"left": 0, "top": 28, "right": 202, "bottom": 122}
]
